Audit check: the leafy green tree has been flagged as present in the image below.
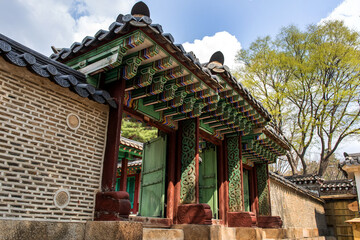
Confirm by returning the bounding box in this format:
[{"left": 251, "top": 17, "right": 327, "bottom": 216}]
[
  {"left": 121, "top": 118, "right": 158, "bottom": 143},
  {"left": 237, "top": 20, "right": 360, "bottom": 176}
]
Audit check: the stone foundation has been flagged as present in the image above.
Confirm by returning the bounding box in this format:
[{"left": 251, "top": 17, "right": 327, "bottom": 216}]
[
  {"left": 0, "top": 220, "right": 142, "bottom": 240},
  {"left": 170, "top": 224, "right": 325, "bottom": 240}
]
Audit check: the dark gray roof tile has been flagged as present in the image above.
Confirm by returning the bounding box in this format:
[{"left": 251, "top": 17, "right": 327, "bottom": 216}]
[{"left": 0, "top": 33, "right": 116, "bottom": 108}]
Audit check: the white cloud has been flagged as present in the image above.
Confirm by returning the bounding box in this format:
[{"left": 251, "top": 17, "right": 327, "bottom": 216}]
[
  {"left": 320, "top": 0, "right": 360, "bottom": 32},
  {"left": 0, "top": 0, "right": 135, "bottom": 56},
  {"left": 182, "top": 31, "right": 242, "bottom": 70}
]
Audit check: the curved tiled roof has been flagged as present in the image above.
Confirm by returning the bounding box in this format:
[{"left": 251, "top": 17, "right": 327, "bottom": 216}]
[
  {"left": 120, "top": 136, "right": 143, "bottom": 150},
  {"left": 340, "top": 152, "right": 360, "bottom": 168},
  {"left": 269, "top": 172, "right": 324, "bottom": 202},
  {"left": 320, "top": 179, "right": 355, "bottom": 193},
  {"left": 50, "top": 6, "right": 271, "bottom": 122},
  {"left": 284, "top": 174, "right": 324, "bottom": 185},
  {"left": 0, "top": 34, "right": 117, "bottom": 108}
]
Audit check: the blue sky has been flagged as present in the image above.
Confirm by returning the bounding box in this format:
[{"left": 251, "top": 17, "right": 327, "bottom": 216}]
[
  {"left": 1, "top": 0, "right": 360, "bottom": 158},
  {"left": 0, "top": 0, "right": 350, "bottom": 62},
  {"left": 149, "top": 0, "right": 342, "bottom": 49}
]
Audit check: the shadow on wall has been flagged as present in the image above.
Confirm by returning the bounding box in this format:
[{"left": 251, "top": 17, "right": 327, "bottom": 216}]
[{"left": 315, "top": 209, "right": 330, "bottom": 236}]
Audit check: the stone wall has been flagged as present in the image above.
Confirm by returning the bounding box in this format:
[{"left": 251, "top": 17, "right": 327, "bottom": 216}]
[
  {"left": 0, "top": 59, "right": 109, "bottom": 222},
  {"left": 269, "top": 173, "right": 328, "bottom": 233}
]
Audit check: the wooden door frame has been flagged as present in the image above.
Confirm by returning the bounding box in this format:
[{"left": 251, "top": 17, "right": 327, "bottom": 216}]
[
  {"left": 243, "top": 164, "right": 259, "bottom": 214},
  {"left": 200, "top": 129, "right": 226, "bottom": 222}
]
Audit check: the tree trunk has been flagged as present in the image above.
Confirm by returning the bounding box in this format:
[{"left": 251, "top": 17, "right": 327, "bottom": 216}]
[
  {"left": 318, "top": 157, "right": 329, "bottom": 176},
  {"left": 286, "top": 153, "right": 297, "bottom": 175}
]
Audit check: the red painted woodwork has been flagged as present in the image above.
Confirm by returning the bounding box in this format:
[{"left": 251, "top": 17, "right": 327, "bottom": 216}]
[
  {"left": 239, "top": 135, "right": 245, "bottom": 211},
  {"left": 123, "top": 106, "right": 175, "bottom": 134},
  {"left": 119, "top": 158, "right": 128, "bottom": 191},
  {"left": 227, "top": 211, "right": 257, "bottom": 227},
  {"left": 199, "top": 129, "right": 222, "bottom": 146},
  {"left": 133, "top": 173, "right": 140, "bottom": 213},
  {"left": 217, "top": 142, "right": 226, "bottom": 223},
  {"left": 166, "top": 132, "right": 176, "bottom": 224},
  {"left": 195, "top": 118, "right": 200, "bottom": 204},
  {"left": 95, "top": 191, "right": 131, "bottom": 220},
  {"left": 174, "top": 128, "right": 182, "bottom": 224},
  {"left": 257, "top": 216, "right": 283, "bottom": 228},
  {"left": 243, "top": 164, "right": 257, "bottom": 215},
  {"left": 101, "top": 78, "right": 125, "bottom": 191},
  {"left": 253, "top": 165, "right": 259, "bottom": 216},
  {"left": 177, "top": 203, "right": 212, "bottom": 224},
  {"left": 266, "top": 164, "right": 272, "bottom": 214},
  {"left": 224, "top": 137, "right": 230, "bottom": 225}
]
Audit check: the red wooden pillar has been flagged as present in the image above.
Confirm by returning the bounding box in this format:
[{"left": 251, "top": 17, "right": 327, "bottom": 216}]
[
  {"left": 266, "top": 164, "right": 272, "bottom": 214},
  {"left": 133, "top": 173, "right": 140, "bottom": 213},
  {"left": 239, "top": 135, "right": 245, "bottom": 210},
  {"left": 195, "top": 117, "right": 200, "bottom": 204},
  {"left": 174, "top": 128, "right": 182, "bottom": 224},
  {"left": 166, "top": 132, "right": 176, "bottom": 223},
  {"left": 176, "top": 118, "right": 211, "bottom": 225},
  {"left": 101, "top": 78, "right": 125, "bottom": 191},
  {"left": 217, "top": 141, "right": 226, "bottom": 223},
  {"left": 224, "top": 137, "right": 229, "bottom": 224},
  {"left": 119, "top": 158, "right": 128, "bottom": 191},
  {"left": 253, "top": 165, "right": 259, "bottom": 216},
  {"left": 95, "top": 75, "right": 131, "bottom": 221}
]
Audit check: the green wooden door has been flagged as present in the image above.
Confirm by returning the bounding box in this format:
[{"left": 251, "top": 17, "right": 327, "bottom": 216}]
[
  {"left": 139, "top": 135, "right": 167, "bottom": 217},
  {"left": 199, "top": 145, "right": 218, "bottom": 218},
  {"left": 243, "top": 169, "right": 250, "bottom": 212}
]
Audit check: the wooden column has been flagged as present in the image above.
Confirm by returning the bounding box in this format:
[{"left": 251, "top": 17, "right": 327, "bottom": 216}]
[
  {"left": 253, "top": 166, "right": 259, "bottom": 216},
  {"left": 226, "top": 135, "right": 242, "bottom": 212},
  {"left": 179, "top": 118, "right": 198, "bottom": 204},
  {"left": 133, "top": 173, "right": 141, "bottom": 213},
  {"left": 101, "top": 77, "right": 125, "bottom": 191},
  {"left": 217, "top": 141, "right": 226, "bottom": 223},
  {"left": 266, "top": 164, "right": 272, "bottom": 214},
  {"left": 119, "top": 158, "right": 128, "bottom": 191},
  {"left": 173, "top": 128, "right": 182, "bottom": 224},
  {"left": 176, "top": 118, "right": 212, "bottom": 224},
  {"left": 166, "top": 132, "right": 176, "bottom": 223},
  {"left": 239, "top": 135, "right": 245, "bottom": 211},
  {"left": 224, "top": 138, "right": 229, "bottom": 224},
  {"left": 195, "top": 117, "right": 200, "bottom": 204},
  {"left": 256, "top": 163, "right": 271, "bottom": 216},
  {"left": 95, "top": 75, "right": 131, "bottom": 221}
]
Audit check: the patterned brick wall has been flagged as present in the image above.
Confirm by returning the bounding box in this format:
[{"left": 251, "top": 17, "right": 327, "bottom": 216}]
[{"left": 0, "top": 59, "right": 109, "bottom": 222}]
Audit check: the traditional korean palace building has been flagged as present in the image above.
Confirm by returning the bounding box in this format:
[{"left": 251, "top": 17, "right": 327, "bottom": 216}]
[{"left": 0, "top": 1, "right": 289, "bottom": 231}]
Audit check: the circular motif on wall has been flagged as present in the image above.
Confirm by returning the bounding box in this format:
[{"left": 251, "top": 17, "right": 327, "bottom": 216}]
[
  {"left": 54, "top": 189, "right": 70, "bottom": 209},
  {"left": 66, "top": 113, "right": 81, "bottom": 130}
]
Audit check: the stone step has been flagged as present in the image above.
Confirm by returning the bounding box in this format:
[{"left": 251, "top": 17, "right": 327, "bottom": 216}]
[
  {"left": 280, "top": 237, "right": 326, "bottom": 240},
  {"left": 143, "top": 228, "right": 184, "bottom": 240}
]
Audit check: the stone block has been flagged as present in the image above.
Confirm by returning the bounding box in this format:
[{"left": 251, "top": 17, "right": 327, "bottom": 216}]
[
  {"left": 85, "top": 221, "right": 142, "bottom": 240},
  {"left": 46, "top": 222, "right": 85, "bottom": 240},
  {"left": 143, "top": 228, "right": 184, "bottom": 240},
  {"left": 172, "top": 224, "right": 210, "bottom": 240},
  {"left": 129, "top": 216, "right": 172, "bottom": 227},
  {"left": 284, "top": 227, "right": 304, "bottom": 239},
  {"left": 219, "top": 226, "right": 237, "bottom": 240},
  {"left": 263, "top": 228, "right": 286, "bottom": 239},
  {"left": 235, "top": 227, "right": 263, "bottom": 240},
  {"left": 0, "top": 220, "right": 47, "bottom": 240}
]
